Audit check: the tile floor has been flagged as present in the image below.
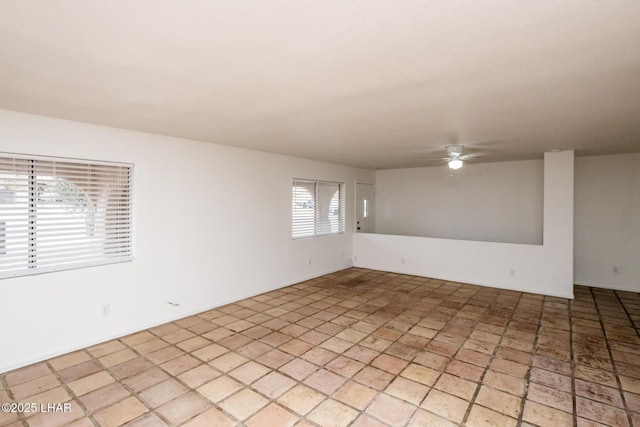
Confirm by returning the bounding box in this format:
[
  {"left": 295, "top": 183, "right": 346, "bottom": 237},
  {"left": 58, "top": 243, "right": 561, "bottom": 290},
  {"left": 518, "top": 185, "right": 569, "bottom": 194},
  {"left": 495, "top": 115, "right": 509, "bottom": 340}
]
[{"left": 1, "top": 268, "right": 640, "bottom": 427}]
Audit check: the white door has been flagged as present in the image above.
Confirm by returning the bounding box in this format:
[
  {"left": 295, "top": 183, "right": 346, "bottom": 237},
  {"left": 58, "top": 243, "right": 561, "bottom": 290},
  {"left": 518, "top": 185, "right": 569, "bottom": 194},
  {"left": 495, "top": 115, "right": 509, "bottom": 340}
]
[{"left": 356, "top": 183, "right": 375, "bottom": 233}]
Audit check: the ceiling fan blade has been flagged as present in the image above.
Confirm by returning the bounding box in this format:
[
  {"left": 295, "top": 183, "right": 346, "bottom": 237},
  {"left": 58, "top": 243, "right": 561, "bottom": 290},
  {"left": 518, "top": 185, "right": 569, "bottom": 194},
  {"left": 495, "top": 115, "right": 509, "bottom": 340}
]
[{"left": 418, "top": 156, "right": 449, "bottom": 161}]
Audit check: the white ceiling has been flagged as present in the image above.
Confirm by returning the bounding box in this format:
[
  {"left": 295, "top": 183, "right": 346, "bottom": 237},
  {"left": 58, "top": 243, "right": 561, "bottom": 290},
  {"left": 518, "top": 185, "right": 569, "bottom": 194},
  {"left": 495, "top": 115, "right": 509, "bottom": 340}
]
[{"left": 1, "top": 1, "right": 639, "bottom": 169}]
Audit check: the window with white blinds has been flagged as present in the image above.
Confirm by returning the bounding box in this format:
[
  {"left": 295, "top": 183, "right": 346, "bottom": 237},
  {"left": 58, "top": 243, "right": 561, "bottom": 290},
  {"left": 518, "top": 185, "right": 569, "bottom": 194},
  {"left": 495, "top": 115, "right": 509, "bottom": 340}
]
[
  {"left": 292, "top": 179, "right": 344, "bottom": 238},
  {"left": 0, "top": 154, "right": 134, "bottom": 279}
]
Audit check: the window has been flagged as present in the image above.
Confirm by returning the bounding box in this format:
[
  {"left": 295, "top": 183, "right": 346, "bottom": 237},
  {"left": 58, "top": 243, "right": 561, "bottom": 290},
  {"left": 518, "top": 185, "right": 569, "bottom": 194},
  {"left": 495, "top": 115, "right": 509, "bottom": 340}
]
[
  {"left": 292, "top": 179, "right": 344, "bottom": 238},
  {"left": 0, "top": 154, "right": 133, "bottom": 279}
]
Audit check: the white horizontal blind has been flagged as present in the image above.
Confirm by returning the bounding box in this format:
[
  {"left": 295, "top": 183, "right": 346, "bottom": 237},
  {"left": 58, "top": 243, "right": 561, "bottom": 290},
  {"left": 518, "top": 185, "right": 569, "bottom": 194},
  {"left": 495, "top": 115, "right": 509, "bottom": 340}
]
[
  {"left": 292, "top": 179, "right": 344, "bottom": 238},
  {"left": 0, "top": 154, "right": 134, "bottom": 279}
]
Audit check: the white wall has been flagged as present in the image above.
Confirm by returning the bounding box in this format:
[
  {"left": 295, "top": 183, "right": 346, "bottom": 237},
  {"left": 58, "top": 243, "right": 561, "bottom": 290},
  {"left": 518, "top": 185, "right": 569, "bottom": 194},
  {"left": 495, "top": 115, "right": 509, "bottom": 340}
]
[
  {"left": 354, "top": 151, "right": 574, "bottom": 298},
  {"left": 575, "top": 153, "right": 640, "bottom": 291},
  {"left": 375, "top": 160, "right": 544, "bottom": 244},
  {"left": 0, "top": 110, "right": 373, "bottom": 373}
]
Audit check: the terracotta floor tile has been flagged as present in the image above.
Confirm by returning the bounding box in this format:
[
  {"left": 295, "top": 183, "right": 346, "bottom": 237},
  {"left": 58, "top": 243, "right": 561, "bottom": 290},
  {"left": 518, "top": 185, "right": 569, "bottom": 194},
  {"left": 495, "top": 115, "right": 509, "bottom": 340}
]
[
  {"left": 351, "top": 414, "right": 388, "bottom": 427},
  {"left": 255, "top": 349, "right": 294, "bottom": 369},
  {"left": 218, "top": 332, "right": 253, "bottom": 349},
  {"left": 67, "top": 372, "right": 113, "bottom": 397},
  {"left": 235, "top": 341, "right": 272, "bottom": 359},
  {"left": 148, "top": 322, "right": 183, "bottom": 337},
  {"left": 227, "top": 360, "right": 269, "bottom": 384},
  {"left": 49, "top": 351, "right": 91, "bottom": 371},
  {"left": 529, "top": 367, "right": 573, "bottom": 393},
  {"left": 196, "top": 376, "right": 242, "bottom": 403},
  {"left": 575, "top": 379, "right": 624, "bottom": 408},
  {"left": 110, "top": 357, "right": 154, "bottom": 380},
  {"left": 227, "top": 319, "right": 255, "bottom": 333},
  {"left": 123, "top": 413, "right": 169, "bottom": 427},
  {"left": 343, "top": 345, "right": 379, "bottom": 364},
  {"left": 99, "top": 349, "right": 137, "bottom": 368},
  {"left": 26, "top": 401, "right": 85, "bottom": 427},
  {"left": 367, "top": 393, "right": 416, "bottom": 425},
  {"left": 302, "top": 347, "right": 339, "bottom": 366},
  {"left": 354, "top": 366, "right": 395, "bottom": 390},
  {"left": 121, "top": 331, "right": 155, "bottom": 347},
  {"left": 308, "top": 399, "right": 359, "bottom": 427},
  {"left": 320, "top": 337, "right": 355, "bottom": 354},
  {"left": 445, "top": 360, "right": 485, "bottom": 382},
  {"left": 489, "top": 358, "right": 528, "bottom": 378},
  {"left": 139, "top": 378, "right": 187, "bottom": 408},
  {"left": 371, "top": 354, "right": 409, "bottom": 375},
  {"left": 408, "top": 408, "right": 458, "bottom": 427},
  {"left": 159, "top": 354, "right": 200, "bottom": 376},
  {"left": 19, "top": 386, "right": 70, "bottom": 416},
  {"left": 191, "top": 343, "right": 228, "bottom": 362},
  {"left": 220, "top": 388, "right": 269, "bottom": 420},
  {"left": 326, "top": 356, "right": 365, "bottom": 378},
  {"left": 576, "top": 397, "right": 630, "bottom": 427},
  {"left": 122, "top": 368, "right": 169, "bottom": 393},
  {"left": 156, "top": 392, "right": 210, "bottom": 425},
  {"left": 421, "top": 389, "right": 469, "bottom": 423},
  {"left": 532, "top": 354, "right": 572, "bottom": 377},
  {"left": 360, "top": 335, "right": 393, "bottom": 352},
  {"left": 434, "top": 373, "right": 478, "bottom": 401},
  {"left": 0, "top": 410, "right": 19, "bottom": 427},
  {"left": 201, "top": 326, "right": 234, "bottom": 342},
  {"left": 181, "top": 407, "right": 235, "bottom": 427},
  {"left": 475, "top": 385, "right": 521, "bottom": 418},
  {"left": 335, "top": 328, "right": 368, "bottom": 343},
  {"left": 4, "top": 363, "right": 51, "bottom": 387},
  {"left": 401, "top": 363, "right": 440, "bottom": 386},
  {"left": 9, "top": 373, "right": 59, "bottom": 400},
  {"left": 304, "top": 368, "right": 347, "bottom": 394},
  {"left": 334, "top": 380, "right": 378, "bottom": 410},
  {"left": 527, "top": 382, "right": 574, "bottom": 413},
  {"left": 299, "top": 330, "right": 331, "bottom": 345},
  {"left": 279, "top": 358, "right": 319, "bottom": 381},
  {"left": 145, "top": 346, "right": 184, "bottom": 365},
  {"left": 87, "top": 341, "right": 126, "bottom": 358},
  {"left": 80, "top": 382, "right": 130, "bottom": 412},
  {"left": 132, "top": 338, "right": 169, "bottom": 355},
  {"left": 384, "top": 377, "right": 429, "bottom": 405},
  {"left": 252, "top": 371, "right": 296, "bottom": 398},
  {"left": 624, "top": 391, "right": 640, "bottom": 413},
  {"left": 57, "top": 360, "right": 103, "bottom": 382},
  {"left": 466, "top": 404, "right": 517, "bottom": 427},
  {"left": 279, "top": 338, "right": 314, "bottom": 356},
  {"left": 208, "top": 352, "right": 248, "bottom": 372},
  {"left": 456, "top": 348, "right": 492, "bottom": 368},
  {"left": 245, "top": 403, "right": 298, "bottom": 427},
  {"left": 93, "top": 396, "right": 148, "bottom": 427},
  {"left": 277, "top": 384, "right": 325, "bottom": 415},
  {"left": 176, "top": 336, "right": 211, "bottom": 353},
  {"left": 413, "top": 351, "right": 450, "bottom": 370},
  {"left": 177, "top": 364, "right": 220, "bottom": 388},
  {"left": 620, "top": 375, "right": 640, "bottom": 394},
  {"left": 522, "top": 400, "right": 573, "bottom": 426}
]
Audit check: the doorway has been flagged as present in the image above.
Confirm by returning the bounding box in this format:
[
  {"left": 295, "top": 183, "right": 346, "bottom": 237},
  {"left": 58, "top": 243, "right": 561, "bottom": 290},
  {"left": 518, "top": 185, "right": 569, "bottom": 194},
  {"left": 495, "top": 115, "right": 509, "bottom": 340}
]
[{"left": 355, "top": 182, "right": 375, "bottom": 233}]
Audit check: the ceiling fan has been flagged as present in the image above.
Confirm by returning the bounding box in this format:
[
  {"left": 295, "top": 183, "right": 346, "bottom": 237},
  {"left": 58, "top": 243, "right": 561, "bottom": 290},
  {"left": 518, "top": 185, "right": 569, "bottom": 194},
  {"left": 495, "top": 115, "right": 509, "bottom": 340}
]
[{"left": 421, "top": 145, "right": 474, "bottom": 169}]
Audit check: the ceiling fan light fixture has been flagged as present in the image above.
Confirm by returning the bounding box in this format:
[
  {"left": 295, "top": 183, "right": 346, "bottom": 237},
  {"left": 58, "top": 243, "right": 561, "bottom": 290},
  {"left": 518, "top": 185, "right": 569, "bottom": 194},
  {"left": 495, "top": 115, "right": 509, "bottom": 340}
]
[{"left": 448, "top": 159, "right": 463, "bottom": 170}]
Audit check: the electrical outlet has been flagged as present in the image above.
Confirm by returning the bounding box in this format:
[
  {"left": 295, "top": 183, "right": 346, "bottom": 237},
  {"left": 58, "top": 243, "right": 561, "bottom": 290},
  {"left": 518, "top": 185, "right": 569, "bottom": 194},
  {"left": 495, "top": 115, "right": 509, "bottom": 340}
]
[
  {"left": 401, "top": 258, "right": 406, "bottom": 265},
  {"left": 613, "top": 266, "right": 620, "bottom": 274},
  {"left": 509, "top": 269, "right": 515, "bottom": 277},
  {"left": 308, "top": 258, "right": 312, "bottom": 265},
  {"left": 101, "top": 304, "right": 110, "bottom": 317}
]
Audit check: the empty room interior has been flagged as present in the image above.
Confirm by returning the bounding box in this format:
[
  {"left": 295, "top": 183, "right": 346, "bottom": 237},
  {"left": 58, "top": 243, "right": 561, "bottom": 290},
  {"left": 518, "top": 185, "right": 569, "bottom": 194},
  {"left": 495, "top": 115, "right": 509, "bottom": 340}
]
[{"left": 1, "top": 1, "right": 639, "bottom": 427}]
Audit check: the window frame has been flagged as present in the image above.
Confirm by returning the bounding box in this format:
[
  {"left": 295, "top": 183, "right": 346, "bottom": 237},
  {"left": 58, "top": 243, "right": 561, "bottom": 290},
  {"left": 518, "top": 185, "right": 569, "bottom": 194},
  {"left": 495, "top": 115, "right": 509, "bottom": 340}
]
[
  {"left": 0, "top": 152, "right": 134, "bottom": 279},
  {"left": 292, "top": 179, "right": 345, "bottom": 239}
]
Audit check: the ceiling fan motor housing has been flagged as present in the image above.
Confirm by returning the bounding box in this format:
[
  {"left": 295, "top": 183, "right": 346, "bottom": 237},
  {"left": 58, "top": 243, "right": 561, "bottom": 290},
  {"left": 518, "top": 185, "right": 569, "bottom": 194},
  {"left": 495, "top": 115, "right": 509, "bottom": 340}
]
[{"left": 447, "top": 145, "right": 464, "bottom": 158}]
